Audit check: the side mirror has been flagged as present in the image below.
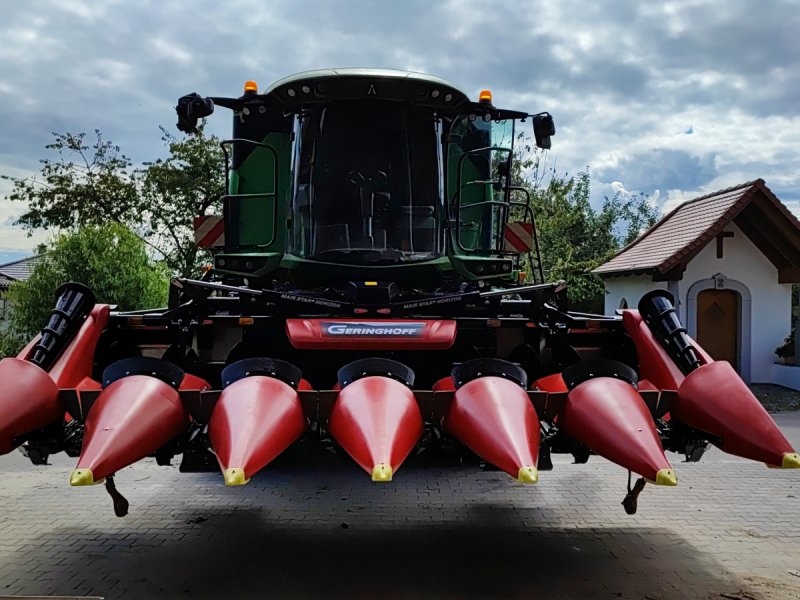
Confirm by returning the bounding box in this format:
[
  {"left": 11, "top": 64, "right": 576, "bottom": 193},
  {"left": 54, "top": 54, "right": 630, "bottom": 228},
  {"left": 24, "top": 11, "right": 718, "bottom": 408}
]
[
  {"left": 532, "top": 113, "right": 555, "bottom": 150},
  {"left": 175, "top": 93, "right": 215, "bottom": 134}
]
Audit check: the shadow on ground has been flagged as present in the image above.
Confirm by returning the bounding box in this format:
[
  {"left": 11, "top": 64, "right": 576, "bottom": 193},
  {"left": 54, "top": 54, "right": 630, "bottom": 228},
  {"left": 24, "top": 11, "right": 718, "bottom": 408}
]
[
  {"left": 5, "top": 444, "right": 793, "bottom": 599},
  {"left": 12, "top": 507, "right": 758, "bottom": 600}
]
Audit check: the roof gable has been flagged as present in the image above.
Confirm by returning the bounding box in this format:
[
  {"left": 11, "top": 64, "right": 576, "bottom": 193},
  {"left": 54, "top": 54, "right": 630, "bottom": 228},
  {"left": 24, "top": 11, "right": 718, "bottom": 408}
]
[
  {"left": 0, "top": 255, "right": 44, "bottom": 283},
  {"left": 593, "top": 180, "right": 800, "bottom": 282}
]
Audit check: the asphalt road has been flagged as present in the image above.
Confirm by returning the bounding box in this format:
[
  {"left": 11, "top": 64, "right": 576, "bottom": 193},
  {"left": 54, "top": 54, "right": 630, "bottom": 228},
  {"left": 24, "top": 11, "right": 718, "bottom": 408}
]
[{"left": 0, "top": 414, "right": 798, "bottom": 599}]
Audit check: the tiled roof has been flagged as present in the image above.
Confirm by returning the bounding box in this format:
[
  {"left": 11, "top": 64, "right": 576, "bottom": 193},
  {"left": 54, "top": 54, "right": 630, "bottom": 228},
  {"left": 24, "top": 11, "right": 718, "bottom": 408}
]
[
  {"left": 0, "top": 273, "right": 13, "bottom": 290},
  {"left": 593, "top": 180, "right": 800, "bottom": 279},
  {"left": 0, "top": 255, "right": 44, "bottom": 283}
]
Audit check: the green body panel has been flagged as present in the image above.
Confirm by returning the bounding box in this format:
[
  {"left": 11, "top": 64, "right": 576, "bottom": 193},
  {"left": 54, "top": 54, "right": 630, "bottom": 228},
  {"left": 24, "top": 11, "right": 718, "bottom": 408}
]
[
  {"left": 447, "top": 141, "right": 491, "bottom": 253},
  {"left": 214, "top": 252, "right": 284, "bottom": 279},
  {"left": 227, "top": 170, "right": 240, "bottom": 196},
  {"left": 277, "top": 253, "right": 454, "bottom": 285},
  {"left": 229, "top": 132, "right": 292, "bottom": 250},
  {"left": 449, "top": 256, "right": 514, "bottom": 281}
]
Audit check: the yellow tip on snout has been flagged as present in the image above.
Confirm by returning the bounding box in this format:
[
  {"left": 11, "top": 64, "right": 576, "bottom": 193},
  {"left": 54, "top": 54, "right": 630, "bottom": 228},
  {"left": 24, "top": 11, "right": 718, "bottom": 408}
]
[
  {"left": 223, "top": 468, "right": 250, "bottom": 486},
  {"left": 780, "top": 452, "right": 800, "bottom": 469},
  {"left": 371, "top": 463, "right": 393, "bottom": 482},
  {"left": 516, "top": 466, "right": 539, "bottom": 484},
  {"left": 70, "top": 469, "right": 102, "bottom": 486},
  {"left": 653, "top": 468, "right": 678, "bottom": 486}
]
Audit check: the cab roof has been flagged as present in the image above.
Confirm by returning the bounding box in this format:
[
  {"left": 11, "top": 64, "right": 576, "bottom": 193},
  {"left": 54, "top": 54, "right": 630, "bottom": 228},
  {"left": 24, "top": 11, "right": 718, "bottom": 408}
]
[{"left": 261, "top": 68, "right": 471, "bottom": 110}]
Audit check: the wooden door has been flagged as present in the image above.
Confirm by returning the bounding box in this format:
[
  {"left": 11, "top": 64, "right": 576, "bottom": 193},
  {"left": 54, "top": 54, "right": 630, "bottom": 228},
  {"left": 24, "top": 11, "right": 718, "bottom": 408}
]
[{"left": 696, "top": 289, "right": 739, "bottom": 370}]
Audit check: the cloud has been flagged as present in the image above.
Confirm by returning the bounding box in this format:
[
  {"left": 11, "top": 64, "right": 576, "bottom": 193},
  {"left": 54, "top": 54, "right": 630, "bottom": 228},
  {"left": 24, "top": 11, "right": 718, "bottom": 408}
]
[
  {"left": 596, "top": 149, "right": 719, "bottom": 192},
  {"left": 1, "top": 0, "right": 799, "bottom": 254}
]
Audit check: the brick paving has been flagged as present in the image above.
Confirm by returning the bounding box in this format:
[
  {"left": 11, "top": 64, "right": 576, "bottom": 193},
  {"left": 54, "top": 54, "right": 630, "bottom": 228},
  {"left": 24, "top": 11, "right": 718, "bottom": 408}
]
[{"left": 0, "top": 415, "right": 798, "bottom": 600}]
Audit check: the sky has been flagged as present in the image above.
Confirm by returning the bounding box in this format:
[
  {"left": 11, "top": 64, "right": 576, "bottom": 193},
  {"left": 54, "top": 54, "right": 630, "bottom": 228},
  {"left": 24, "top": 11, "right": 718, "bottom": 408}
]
[{"left": 1, "top": 0, "right": 798, "bottom": 259}]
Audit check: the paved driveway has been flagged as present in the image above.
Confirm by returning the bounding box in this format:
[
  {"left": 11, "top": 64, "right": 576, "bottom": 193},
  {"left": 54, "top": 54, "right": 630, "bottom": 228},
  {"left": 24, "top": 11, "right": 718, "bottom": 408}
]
[{"left": 0, "top": 414, "right": 798, "bottom": 599}]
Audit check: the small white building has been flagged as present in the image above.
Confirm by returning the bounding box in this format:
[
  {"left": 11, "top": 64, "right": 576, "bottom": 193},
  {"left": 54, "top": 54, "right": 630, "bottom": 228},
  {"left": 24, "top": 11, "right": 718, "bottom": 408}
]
[
  {"left": 0, "top": 255, "right": 43, "bottom": 332},
  {"left": 594, "top": 179, "right": 800, "bottom": 389}
]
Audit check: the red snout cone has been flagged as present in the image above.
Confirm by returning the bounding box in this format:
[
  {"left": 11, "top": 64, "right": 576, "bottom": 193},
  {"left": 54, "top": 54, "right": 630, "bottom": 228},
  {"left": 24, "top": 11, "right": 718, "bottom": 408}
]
[
  {"left": 0, "top": 358, "right": 61, "bottom": 455},
  {"left": 208, "top": 376, "right": 306, "bottom": 485},
  {"left": 559, "top": 377, "right": 676, "bottom": 484},
  {"left": 673, "top": 361, "right": 797, "bottom": 467},
  {"left": 444, "top": 376, "right": 540, "bottom": 483},
  {"left": 71, "top": 375, "right": 188, "bottom": 485},
  {"left": 328, "top": 376, "right": 423, "bottom": 481}
]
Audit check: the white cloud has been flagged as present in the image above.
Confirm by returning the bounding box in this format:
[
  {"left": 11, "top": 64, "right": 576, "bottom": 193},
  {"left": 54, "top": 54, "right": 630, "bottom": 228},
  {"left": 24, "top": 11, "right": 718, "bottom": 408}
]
[{"left": 0, "top": 0, "right": 798, "bottom": 252}]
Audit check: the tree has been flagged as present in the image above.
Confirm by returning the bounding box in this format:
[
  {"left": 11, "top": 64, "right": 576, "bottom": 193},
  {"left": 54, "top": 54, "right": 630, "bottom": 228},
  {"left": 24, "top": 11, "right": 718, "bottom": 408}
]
[
  {"left": 2, "top": 131, "right": 141, "bottom": 229},
  {"left": 140, "top": 126, "right": 226, "bottom": 276},
  {"left": 0, "top": 224, "right": 168, "bottom": 357},
  {"left": 2, "top": 126, "right": 225, "bottom": 277},
  {"left": 511, "top": 136, "right": 658, "bottom": 310}
]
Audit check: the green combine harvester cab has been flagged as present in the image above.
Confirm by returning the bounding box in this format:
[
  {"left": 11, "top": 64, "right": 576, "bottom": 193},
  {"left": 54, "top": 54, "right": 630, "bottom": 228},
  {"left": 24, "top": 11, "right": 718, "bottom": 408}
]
[
  {"left": 2, "top": 68, "right": 796, "bottom": 520},
  {"left": 177, "top": 68, "right": 554, "bottom": 286}
]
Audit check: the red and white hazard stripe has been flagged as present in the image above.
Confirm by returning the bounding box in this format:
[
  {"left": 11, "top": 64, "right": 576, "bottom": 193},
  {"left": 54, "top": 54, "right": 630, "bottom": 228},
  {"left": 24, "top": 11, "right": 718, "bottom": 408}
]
[
  {"left": 503, "top": 222, "right": 534, "bottom": 252},
  {"left": 194, "top": 216, "right": 225, "bottom": 248}
]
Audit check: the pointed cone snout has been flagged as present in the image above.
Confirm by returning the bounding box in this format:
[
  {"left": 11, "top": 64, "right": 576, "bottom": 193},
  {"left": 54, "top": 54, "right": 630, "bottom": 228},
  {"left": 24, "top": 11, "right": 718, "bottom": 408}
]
[
  {"left": 517, "top": 466, "right": 539, "bottom": 484},
  {"left": 223, "top": 468, "right": 249, "bottom": 486},
  {"left": 673, "top": 361, "right": 797, "bottom": 467},
  {"left": 208, "top": 376, "right": 306, "bottom": 485},
  {"left": 777, "top": 453, "right": 800, "bottom": 469},
  {"left": 0, "top": 358, "right": 62, "bottom": 455},
  {"left": 559, "top": 377, "right": 675, "bottom": 482},
  {"left": 329, "top": 376, "right": 423, "bottom": 481},
  {"left": 653, "top": 468, "right": 678, "bottom": 486},
  {"left": 70, "top": 468, "right": 101, "bottom": 486},
  {"left": 371, "top": 463, "right": 393, "bottom": 482},
  {"left": 444, "top": 377, "right": 540, "bottom": 481},
  {"left": 74, "top": 375, "right": 188, "bottom": 482}
]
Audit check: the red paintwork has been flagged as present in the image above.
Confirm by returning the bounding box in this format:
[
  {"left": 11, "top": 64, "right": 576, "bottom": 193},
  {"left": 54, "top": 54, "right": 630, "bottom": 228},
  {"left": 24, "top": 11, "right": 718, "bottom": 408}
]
[
  {"left": 559, "top": 377, "right": 673, "bottom": 481},
  {"left": 286, "top": 319, "right": 457, "bottom": 350},
  {"left": 673, "top": 361, "right": 796, "bottom": 466},
  {"left": 75, "top": 375, "right": 189, "bottom": 480},
  {"left": 621, "top": 310, "right": 686, "bottom": 390},
  {"left": 47, "top": 305, "right": 110, "bottom": 388},
  {"left": 180, "top": 373, "right": 211, "bottom": 391},
  {"left": 208, "top": 376, "right": 306, "bottom": 480},
  {"left": 532, "top": 373, "right": 568, "bottom": 392},
  {"left": 298, "top": 379, "right": 313, "bottom": 391},
  {"left": 444, "top": 376, "right": 540, "bottom": 478},
  {"left": 688, "top": 335, "right": 714, "bottom": 364},
  {"left": 638, "top": 379, "right": 659, "bottom": 392},
  {"left": 432, "top": 376, "right": 456, "bottom": 392},
  {"left": 328, "top": 376, "right": 424, "bottom": 477},
  {"left": 14, "top": 305, "right": 109, "bottom": 394},
  {"left": 0, "top": 358, "right": 61, "bottom": 455},
  {"left": 75, "top": 377, "right": 102, "bottom": 391}
]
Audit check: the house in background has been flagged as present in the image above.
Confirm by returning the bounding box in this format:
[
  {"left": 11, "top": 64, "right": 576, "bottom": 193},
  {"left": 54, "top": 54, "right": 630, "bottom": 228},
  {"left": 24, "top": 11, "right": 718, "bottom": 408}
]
[
  {"left": 0, "top": 255, "right": 43, "bottom": 331},
  {"left": 593, "top": 179, "right": 800, "bottom": 390}
]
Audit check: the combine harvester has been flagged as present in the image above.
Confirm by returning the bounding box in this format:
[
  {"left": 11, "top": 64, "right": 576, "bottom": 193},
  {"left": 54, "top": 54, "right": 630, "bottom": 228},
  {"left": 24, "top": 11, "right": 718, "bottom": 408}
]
[{"left": 1, "top": 69, "right": 796, "bottom": 516}]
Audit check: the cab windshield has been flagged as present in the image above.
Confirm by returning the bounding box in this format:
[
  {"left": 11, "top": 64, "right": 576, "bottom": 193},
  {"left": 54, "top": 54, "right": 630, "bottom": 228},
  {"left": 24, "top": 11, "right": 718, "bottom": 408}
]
[{"left": 290, "top": 101, "right": 442, "bottom": 264}]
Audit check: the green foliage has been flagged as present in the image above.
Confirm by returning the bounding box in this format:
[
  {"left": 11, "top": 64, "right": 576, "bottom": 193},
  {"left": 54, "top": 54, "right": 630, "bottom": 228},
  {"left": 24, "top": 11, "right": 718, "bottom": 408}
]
[
  {"left": 782, "top": 284, "right": 800, "bottom": 359},
  {"left": 0, "top": 224, "right": 168, "bottom": 357},
  {"left": 775, "top": 333, "right": 794, "bottom": 359},
  {"left": 1, "top": 131, "right": 140, "bottom": 230},
  {"left": 140, "top": 126, "right": 225, "bottom": 276},
  {"left": 512, "top": 135, "right": 659, "bottom": 310},
  {"left": 2, "top": 126, "right": 225, "bottom": 278}
]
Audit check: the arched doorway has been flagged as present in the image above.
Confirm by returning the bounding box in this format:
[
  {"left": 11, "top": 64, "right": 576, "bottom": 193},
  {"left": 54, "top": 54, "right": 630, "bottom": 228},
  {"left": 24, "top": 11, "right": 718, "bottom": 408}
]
[{"left": 696, "top": 288, "right": 740, "bottom": 370}]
